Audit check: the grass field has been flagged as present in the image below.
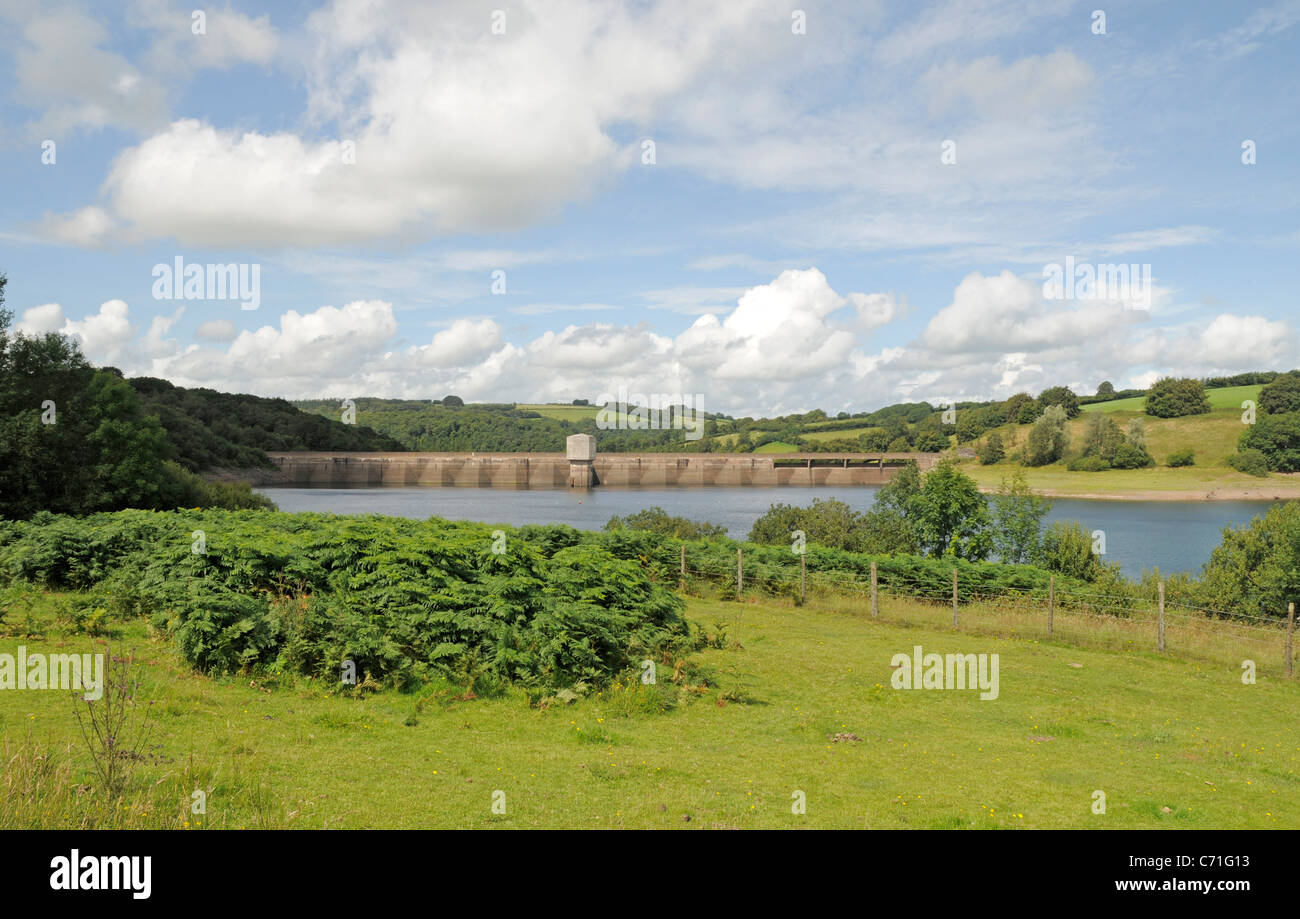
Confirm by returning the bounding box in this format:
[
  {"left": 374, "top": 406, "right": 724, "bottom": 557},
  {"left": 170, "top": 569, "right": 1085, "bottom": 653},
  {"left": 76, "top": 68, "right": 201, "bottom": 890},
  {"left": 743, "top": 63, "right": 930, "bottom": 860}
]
[
  {"left": 1081, "top": 384, "right": 1262, "bottom": 416},
  {"left": 961, "top": 460, "right": 1300, "bottom": 498},
  {"left": 754, "top": 441, "right": 801, "bottom": 453},
  {"left": 802, "top": 426, "right": 882, "bottom": 443},
  {"left": 516, "top": 403, "right": 601, "bottom": 422},
  {"left": 960, "top": 384, "right": 1287, "bottom": 497},
  {"left": 4, "top": 588, "right": 1296, "bottom": 829}
]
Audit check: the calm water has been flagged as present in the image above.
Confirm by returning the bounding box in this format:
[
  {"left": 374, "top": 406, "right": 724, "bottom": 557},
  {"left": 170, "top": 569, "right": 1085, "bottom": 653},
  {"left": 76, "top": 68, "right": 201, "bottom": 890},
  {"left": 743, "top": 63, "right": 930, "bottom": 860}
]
[{"left": 256, "top": 484, "right": 1281, "bottom": 579}]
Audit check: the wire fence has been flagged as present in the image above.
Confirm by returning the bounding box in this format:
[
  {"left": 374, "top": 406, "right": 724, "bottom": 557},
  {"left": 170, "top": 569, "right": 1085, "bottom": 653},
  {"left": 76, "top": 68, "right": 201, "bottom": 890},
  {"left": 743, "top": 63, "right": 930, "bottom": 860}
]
[{"left": 673, "top": 545, "right": 1296, "bottom": 678}]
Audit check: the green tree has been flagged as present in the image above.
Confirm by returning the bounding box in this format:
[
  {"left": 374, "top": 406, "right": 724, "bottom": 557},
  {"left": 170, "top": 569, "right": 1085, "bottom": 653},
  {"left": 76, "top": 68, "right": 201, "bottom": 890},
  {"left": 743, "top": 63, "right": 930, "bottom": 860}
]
[
  {"left": 1096, "top": 381, "right": 1115, "bottom": 397},
  {"left": 748, "top": 498, "right": 864, "bottom": 551},
  {"left": 1002, "top": 392, "right": 1034, "bottom": 423},
  {"left": 605, "top": 507, "right": 726, "bottom": 540},
  {"left": 1145, "top": 377, "right": 1210, "bottom": 418},
  {"left": 1126, "top": 417, "right": 1146, "bottom": 452},
  {"left": 906, "top": 460, "right": 992, "bottom": 559},
  {"left": 1258, "top": 372, "right": 1300, "bottom": 415},
  {"left": 1080, "top": 412, "right": 1124, "bottom": 461},
  {"left": 1239, "top": 412, "right": 1300, "bottom": 471},
  {"left": 1024, "top": 405, "right": 1070, "bottom": 466},
  {"left": 1037, "top": 521, "right": 1102, "bottom": 580},
  {"left": 977, "top": 431, "right": 1005, "bottom": 465},
  {"left": 1197, "top": 502, "right": 1300, "bottom": 620},
  {"left": 1037, "top": 386, "right": 1081, "bottom": 419},
  {"left": 955, "top": 410, "right": 986, "bottom": 443},
  {"left": 991, "top": 470, "right": 1051, "bottom": 564}
]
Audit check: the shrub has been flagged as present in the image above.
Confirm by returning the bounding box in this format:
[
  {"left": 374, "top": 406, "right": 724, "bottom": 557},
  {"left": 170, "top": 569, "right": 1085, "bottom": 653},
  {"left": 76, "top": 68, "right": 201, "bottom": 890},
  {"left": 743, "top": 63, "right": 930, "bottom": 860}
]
[
  {"left": 977, "top": 432, "right": 1005, "bottom": 465},
  {"left": 1239, "top": 412, "right": 1300, "bottom": 472},
  {"left": 1038, "top": 521, "right": 1102, "bottom": 581},
  {"left": 1067, "top": 455, "right": 1110, "bottom": 472},
  {"left": 1167, "top": 449, "right": 1195, "bottom": 467},
  {"left": 605, "top": 507, "right": 726, "bottom": 540},
  {"left": 913, "top": 430, "right": 949, "bottom": 452},
  {"left": 1110, "top": 442, "right": 1155, "bottom": 469},
  {"left": 1024, "top": 405, "right": 1070, "bottom": 466},
  {"left": 1228, "top": 449, "right": 1270, "bottom": 477},
  {"left": 1145, "top": 377, "right": 1210, "bottom": 418}
]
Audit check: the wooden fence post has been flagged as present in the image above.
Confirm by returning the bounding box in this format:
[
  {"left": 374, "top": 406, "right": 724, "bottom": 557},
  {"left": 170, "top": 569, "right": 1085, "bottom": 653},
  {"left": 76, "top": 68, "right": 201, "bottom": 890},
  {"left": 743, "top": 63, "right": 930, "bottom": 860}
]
[
  {"left": 1288, "top": 602, "right": 1295, "bottom": 678},
  {"left": 1157, "top": 580, "right": 1166, "bottom": 652},
  {"left": 736, "top": 547, "right": 743, "bottom": 599},
  {"left": 952, "top": 568, "right": 959, "bottom": 629},
  {"left": 870, "top": 561, "right": 878, "bottom": 619},
  {"left": 800, "top": 552, "right": 806, "bottom": 605},
  {"left": 1048, "top": 575, "right": 1055, "bottom": 638}
]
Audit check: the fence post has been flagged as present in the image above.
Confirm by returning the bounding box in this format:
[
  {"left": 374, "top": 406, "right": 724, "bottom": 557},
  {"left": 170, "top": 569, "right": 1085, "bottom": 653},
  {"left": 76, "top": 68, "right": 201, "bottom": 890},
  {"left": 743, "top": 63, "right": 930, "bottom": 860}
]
[
  {"left": 737, "top": 547, "right": 743, "bottom": 599},
  {"left": 800, "top": 552, "right": 806, "bottom": 605},
  {"left": 952, "top": 568, "right": 959, "bottom": 629},
  {"left": 1288, "top": 602, "right": 1295, "bottom": 678},
  {"left": 870, "top": 561, "right": 878, "bottom": 619},
  {"left": 1048, "top": 575, "right": 1055, "bottom": 638},
  {"left": 1157, "top": 580, "right": 1166, "bottom": 652},
  {"left": 679, "top": 543, "right": 686, "bottom": 591}
]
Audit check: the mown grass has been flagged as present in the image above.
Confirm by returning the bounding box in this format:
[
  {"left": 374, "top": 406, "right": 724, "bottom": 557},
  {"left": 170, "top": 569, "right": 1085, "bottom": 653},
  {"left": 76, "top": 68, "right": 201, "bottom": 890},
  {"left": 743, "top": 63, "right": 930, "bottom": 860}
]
[{"left": 3, "top": 586, "right": 1296, "bottom": 829}]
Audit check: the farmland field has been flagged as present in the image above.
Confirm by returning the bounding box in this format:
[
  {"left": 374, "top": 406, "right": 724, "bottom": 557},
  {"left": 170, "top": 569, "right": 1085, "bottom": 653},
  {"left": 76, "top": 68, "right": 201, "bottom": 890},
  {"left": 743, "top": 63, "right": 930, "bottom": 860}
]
[{"left": 1080, "top": 384, "right": 1262, "bottom": 416}]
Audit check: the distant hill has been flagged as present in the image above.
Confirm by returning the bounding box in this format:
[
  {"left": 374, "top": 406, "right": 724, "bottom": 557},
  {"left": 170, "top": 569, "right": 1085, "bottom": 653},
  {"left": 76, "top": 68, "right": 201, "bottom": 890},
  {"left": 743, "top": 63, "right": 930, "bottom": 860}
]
[{"left": 131, "top": 378, "right": 405, "bottom": 471}]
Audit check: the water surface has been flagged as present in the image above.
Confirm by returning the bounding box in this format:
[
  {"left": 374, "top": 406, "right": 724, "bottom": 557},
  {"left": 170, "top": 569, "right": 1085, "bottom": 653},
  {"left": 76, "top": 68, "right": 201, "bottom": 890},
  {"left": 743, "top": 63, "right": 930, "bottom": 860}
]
[{"left": 256, "top": 484, "right": 1278, "bottom": 579}]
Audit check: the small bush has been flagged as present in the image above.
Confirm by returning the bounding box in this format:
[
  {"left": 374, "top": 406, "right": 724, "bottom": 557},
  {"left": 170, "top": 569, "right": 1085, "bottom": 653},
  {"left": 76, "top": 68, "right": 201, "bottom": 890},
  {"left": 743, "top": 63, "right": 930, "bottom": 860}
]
[
  {"left": 1228, "top": 449, "right": 1269, "bottom": 477},
  {"left": 1110, "top": 442, "right": 1155, "bottom": 469},
  {"left": 1067, "top": 455, "right": 1111, "bottom": 472},
  {"left": 978, "top": 432, "right": 1005, "bottom": 465},
  {"left": 1167, "top": 449, "right": 1195, "bottom": 467}
]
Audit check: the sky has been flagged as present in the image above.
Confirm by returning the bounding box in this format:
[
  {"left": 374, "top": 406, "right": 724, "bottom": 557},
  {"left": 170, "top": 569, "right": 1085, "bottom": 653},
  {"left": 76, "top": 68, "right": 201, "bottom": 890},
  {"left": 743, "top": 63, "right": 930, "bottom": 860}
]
[{"left": 1, "top": 0, "right": 1297, "bottom": 418}]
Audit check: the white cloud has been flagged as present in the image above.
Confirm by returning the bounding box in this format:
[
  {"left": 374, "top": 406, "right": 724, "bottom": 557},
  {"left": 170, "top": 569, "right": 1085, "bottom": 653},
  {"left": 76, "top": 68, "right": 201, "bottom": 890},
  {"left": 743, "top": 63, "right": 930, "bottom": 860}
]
[
  {"left": 59, "top": 0, "right": 769, "bottom": 247},
  {"left": 7, "top": 7, "right": 169, "bottom": 137},
  {"left": 414, "top": 318, "right": 503, "bottom": 367},
  {"left": 36, "top": 267, "right": 1298, "bottom": 416},
  {"left": 38, "top": 207, "right": 115, "bottom": 247},
  {"left": 15, "top": 303, "right": 66, "bottom": 335}
]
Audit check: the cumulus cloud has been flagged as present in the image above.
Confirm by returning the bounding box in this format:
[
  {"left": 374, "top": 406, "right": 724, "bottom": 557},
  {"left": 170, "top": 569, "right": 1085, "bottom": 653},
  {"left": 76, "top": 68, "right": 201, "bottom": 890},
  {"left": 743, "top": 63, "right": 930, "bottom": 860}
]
[
  {"left": 6, "top": 7, "right": 169, "bottom": 137},
  {"left": 56, "top": 0, "right": 768, "bottom": 247},
  {"left": 36, "top": 267, "right": 1297, "bottom": 416}
]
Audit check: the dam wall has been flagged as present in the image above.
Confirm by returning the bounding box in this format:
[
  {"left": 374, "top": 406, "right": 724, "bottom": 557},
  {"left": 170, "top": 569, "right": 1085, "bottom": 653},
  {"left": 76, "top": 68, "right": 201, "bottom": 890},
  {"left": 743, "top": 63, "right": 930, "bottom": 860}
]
[{"left": 261, "top": 451, "right": 941, "bottom": 488}]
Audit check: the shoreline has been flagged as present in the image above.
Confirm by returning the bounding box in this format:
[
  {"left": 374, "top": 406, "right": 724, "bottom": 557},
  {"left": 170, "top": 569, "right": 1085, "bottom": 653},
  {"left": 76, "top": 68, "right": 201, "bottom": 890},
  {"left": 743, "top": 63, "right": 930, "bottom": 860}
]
[
  {"left": 210, "top": 460, "right": 1300, "bottom": 504},
  {"left": 976, "top": 485, "right": 1300, "bottom": 502}
]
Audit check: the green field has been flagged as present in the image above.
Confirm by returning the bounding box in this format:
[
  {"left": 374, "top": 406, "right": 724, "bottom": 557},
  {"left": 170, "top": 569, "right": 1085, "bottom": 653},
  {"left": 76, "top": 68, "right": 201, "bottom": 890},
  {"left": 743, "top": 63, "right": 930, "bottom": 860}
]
[
  {"left": 753, "top": 440, "right": 801, "bottom": 453},
  {"left": 515, "top": 403, "right": 601, "bottom": 423},
  {"left": 802, "top": 426, "right": 881, "bottom": 443},
  {"left": 4, "top": 589, "right": 1296, "bottom": 829},
  {"left": 1081, "top": 384, "right": 1262, "bottom": 415}
]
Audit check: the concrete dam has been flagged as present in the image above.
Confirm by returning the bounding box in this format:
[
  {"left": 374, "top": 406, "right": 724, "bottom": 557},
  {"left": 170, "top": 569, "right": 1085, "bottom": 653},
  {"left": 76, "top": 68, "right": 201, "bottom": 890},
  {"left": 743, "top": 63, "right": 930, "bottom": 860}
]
[{"left": 263, "top": 436, "right": 940, "bottom": 489}]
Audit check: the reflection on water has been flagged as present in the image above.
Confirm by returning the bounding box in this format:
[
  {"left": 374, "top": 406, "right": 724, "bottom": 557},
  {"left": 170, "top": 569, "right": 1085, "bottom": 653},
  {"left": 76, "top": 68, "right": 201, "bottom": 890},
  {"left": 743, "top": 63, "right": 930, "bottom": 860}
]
[{"left": 256, "top": 484, "right": 1279, "bottom": 579}]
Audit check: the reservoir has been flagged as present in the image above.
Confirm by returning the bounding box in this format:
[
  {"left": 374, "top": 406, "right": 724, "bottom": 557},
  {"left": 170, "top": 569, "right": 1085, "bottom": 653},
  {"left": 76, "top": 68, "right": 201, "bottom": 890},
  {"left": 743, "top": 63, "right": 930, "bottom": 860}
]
[{"left": 254, "top": 484, "right": 1280, "bottom": 579}]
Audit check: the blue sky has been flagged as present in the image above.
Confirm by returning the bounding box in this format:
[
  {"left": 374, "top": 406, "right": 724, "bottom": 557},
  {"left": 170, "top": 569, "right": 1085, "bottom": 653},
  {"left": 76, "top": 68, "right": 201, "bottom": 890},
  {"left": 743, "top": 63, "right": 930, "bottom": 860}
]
[{"left": 1, "top": 0, "right": 1297, "bottom": 416}]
